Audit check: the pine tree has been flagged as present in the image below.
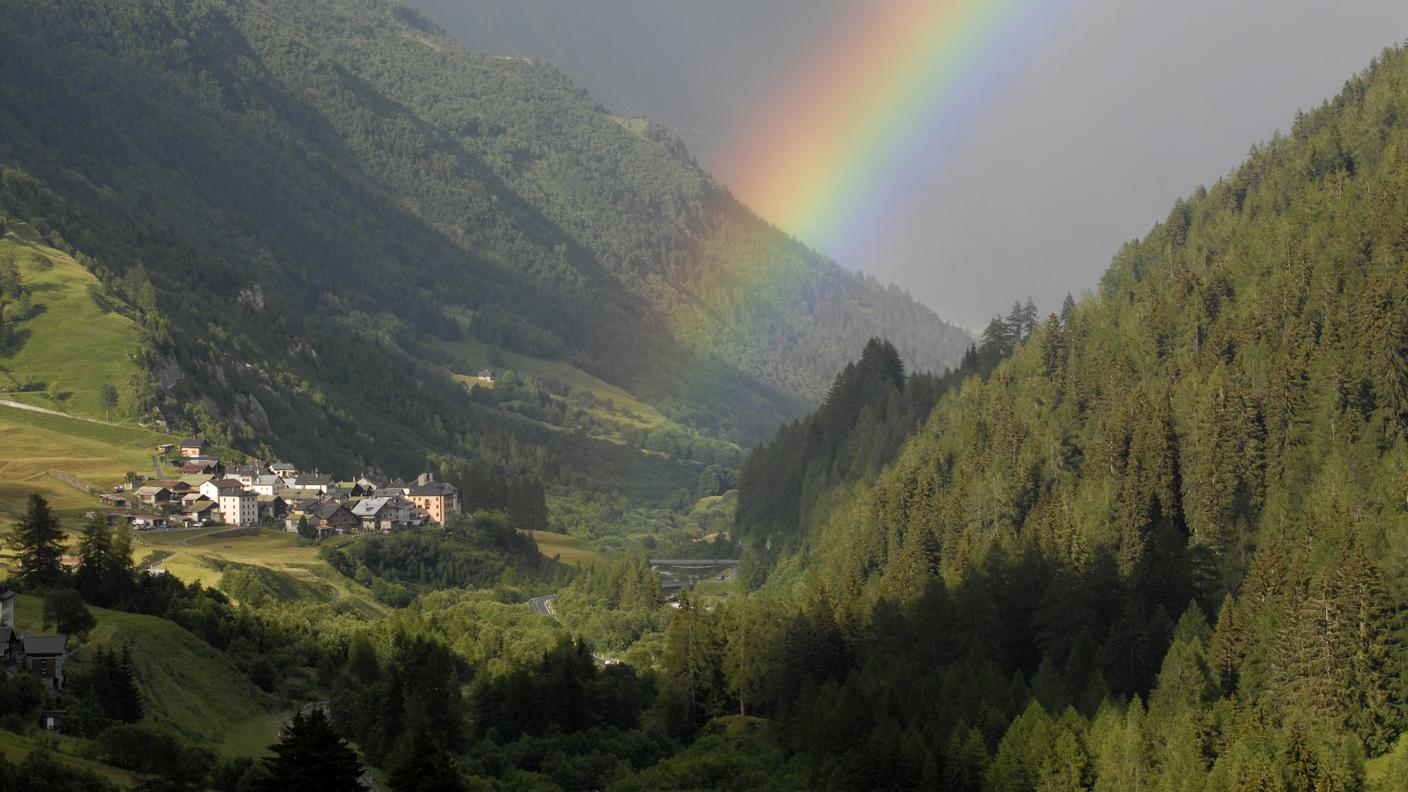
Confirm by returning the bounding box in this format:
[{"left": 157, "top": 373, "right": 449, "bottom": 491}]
[
  {"left": 257, "top": 709, "right": 362, "bottom": 792},
  {"left": 1206, "top": 594, "right": 1245, "bottom": 697},
  {"left": 10, "top": 494, "right": 65, "bottom": 588},
  {"left": 117, "top": 645, "right": 144, "bottom": 723}
]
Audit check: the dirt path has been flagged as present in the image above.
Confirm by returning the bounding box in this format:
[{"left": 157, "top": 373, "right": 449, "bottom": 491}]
[{"left": 0, "top": 398, "right": 115, "bottom": 426}]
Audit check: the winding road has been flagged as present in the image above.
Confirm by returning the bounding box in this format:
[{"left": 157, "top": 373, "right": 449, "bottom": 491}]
[{"left": 528, "top": 594, "right": 556, "bottom": 616}]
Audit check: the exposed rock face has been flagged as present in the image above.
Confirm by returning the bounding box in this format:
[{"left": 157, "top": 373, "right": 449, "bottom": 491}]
[{"left": 236, "top": 284, "right": 265, "bottom": 313}]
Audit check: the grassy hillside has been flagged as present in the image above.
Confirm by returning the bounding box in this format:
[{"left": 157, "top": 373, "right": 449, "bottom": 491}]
[
  {"left": 135, "top": 529, "right": 385, "bottom": 618},
  {"left": 13, "top": 595, "right": 279, "bottom": 754},
  {"left": 0, "top": 222, "right": 146, "bottom": 420},
  {"left": 0, "top": 404, "right": 167, "bottom": 523}
]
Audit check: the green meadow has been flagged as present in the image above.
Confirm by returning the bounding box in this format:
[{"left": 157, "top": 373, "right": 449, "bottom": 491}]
[
  {"left": 522, "top": 529, "right": 607, "bottom": 567},
  {"left": 0, "top": 224, "right": 147, "bottom": 420},
  {"left": 135, "top": 528, "right": 386, "bottom": 617},
  {"left": 0, "top": 404, "right": 167, "bottom": 524}
]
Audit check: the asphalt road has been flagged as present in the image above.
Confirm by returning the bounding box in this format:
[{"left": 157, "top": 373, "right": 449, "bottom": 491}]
[{"left": 528, "top": 594, "right": 556, "bottom": 616}]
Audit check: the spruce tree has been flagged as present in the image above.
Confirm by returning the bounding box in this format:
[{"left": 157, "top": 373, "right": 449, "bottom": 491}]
[
  {"left": 117, "top": 645, "right": 145, "bottom": 723},
  {"left": 75, "top": 519, "right": 112, "bottom": 604},
  {"left": 257, "top": 709, "right": 362, "bottom": 792},
  {"left": 10, "top": 494, "right": 65, "bottom": 588}
]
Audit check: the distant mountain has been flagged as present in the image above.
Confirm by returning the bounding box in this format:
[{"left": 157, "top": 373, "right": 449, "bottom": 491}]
[
  {"left": 405, "top": 0, "right": 847, "bottom": 168},
  {"left": 0, "top": 0, "right": 969, "bottom": 500}
]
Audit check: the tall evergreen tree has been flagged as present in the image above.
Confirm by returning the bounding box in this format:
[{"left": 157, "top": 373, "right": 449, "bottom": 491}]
[
  {"left": 257, "top": 709, "right": 362, "bottom": 792},
  {"left": 10, "top": 494, "right": 65, "bottom": 588}
]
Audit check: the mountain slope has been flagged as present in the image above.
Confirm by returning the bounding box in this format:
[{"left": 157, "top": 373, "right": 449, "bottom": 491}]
[
  {"left": 727, "top": 45, "right": 1408, "bottom": 784},
  {"left": 0, "top": 0, "right": 969, "bottom": 495}
]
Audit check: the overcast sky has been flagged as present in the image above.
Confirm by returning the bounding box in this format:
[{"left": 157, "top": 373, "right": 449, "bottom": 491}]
[{"left": 412, "top": 0, "right": 1408, "bottom": 329}]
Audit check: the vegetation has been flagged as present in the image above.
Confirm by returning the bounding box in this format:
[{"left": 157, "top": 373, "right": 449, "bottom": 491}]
[
  {"left": 5, "top": 3, "right": 1408, "bottom": 792},
  {"left": 711, "top": 43, "right": 1408, "bottom": 790},
  {"left": 0, "top": 0, "right": 968, "bottom": 515}
]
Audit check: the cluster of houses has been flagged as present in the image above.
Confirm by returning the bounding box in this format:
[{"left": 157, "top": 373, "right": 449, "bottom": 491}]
[
  {"left": 0, "top": 585, "right": 69, "bottom": 730},
  {"left": 99, "top": 437, "right": 461, "bottom": 539}
]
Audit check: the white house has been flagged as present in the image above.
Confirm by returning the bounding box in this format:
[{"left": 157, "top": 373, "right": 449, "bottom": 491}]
[
  {"left": 201, "top": 479, "right": 256, "bottom": 526},
  {"left": 250, "top": 475, "right": 286, "bottom": 497}
]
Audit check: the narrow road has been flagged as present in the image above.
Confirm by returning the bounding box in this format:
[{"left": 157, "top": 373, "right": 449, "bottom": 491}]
[
  {"left": 150, "top": 454, "right": 165, "bottom": 479},
  {"left": 528, "top": 594, "right": 556, "bottom": 616},
  {"left": 527, "top": 593, "right": 620, "bottom": 666}
]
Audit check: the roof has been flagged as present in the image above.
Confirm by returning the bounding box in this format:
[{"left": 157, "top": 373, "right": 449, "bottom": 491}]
[
  {"left": 315, "top": 502, "right": 352, "bottom": 520},
  {"left": 252, "top": 475, "right": 282, "bottom": 486},
  {"left": 23, "top": 635, "right": 66, "bottom": 656},
  {"left": 408, "top": 482, "right": 457, "bottom": 497},
  {"left": 295, "top": 474, "right": 334, "bottom": 486},
  {"left": 350, "top": 498, "right": 390, "bottom": 517},
  {"left": 270, "top": 463, "right": 296, "bottom": 471},
  {"left": 133, "top": 485, "right": 170, "bottom": 497},
  {"left": 179, "top": 437, "right": 207, "bottom": 448}
]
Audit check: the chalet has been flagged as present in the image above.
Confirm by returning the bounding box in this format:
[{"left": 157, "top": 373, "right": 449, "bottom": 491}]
[
  {"left": 179, "top": 473, "right": 216, "bottom": 489},
  {"left": 156, "top": 442, "right": 176, "bottom": 454},
  {"left": 286, "top": 500, "right": 358, "bottom": 537},
  {"left": 180, "top": 460, "right": 220, "bottom": 475},
  {"left": 475, "top": 369, "right": 496, "bottom": 383},
  {"left": 280, "top": 486, "right": 326, "bottom": 504},
  {"left": 354, "top": 475, "right": 381, "bottom": 491},
  {"left": 154, "top": 480, "right": 192, "bottom": 496},
  {"left": 270, "top": 462, "right": 298, "bottom": 478},
  {"left": 251, "top": 475, "right": 286, "bottom": 497},
  {"left": 98, "top": 493, "right": 128, "bottom": 508},
  {"left": 183, "top": 500, "right": 216, "bottom": 525},
  {"left": 257, "top": 495, "right": 289, "bottom": 522},
  {"left": 229, "top": 464, "right": 264, "bottom": 487},
  {"left": 351, "top": 495, "right": 412, "bottom": 533},
  {"left": 407, "top": 474, "right": 460, "bottom": 526},
  {"left": 293, "top": 473, "right": 335, "bottom": 494},
  {"left": 133, "top": 485, "right": 173, "bottom": 507},
  {"left": 22, "top": 635, "right": 68, "bottom": 690},
  {"left": 178, "top": 437, "right": 209, "bottom": 458},
  {"left": 39, "top": 709, "right": 64, "bottom": 732}
]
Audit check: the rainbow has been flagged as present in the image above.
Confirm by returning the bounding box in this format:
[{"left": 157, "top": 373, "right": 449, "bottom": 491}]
[{"left": 717, "top": 0, "right": 1068, "bottom": 261}]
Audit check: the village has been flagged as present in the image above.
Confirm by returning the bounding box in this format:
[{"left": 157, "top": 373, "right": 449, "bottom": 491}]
[{"left": 95, "top": 437, "right": 461, "bottom": 539}]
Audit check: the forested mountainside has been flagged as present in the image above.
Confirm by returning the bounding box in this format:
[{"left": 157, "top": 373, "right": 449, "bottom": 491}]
[
  {"left": 0, "top": 0, "right": 968, "bottom": 490},
  {"left": 716, "top": 46, "right": 1408, "bottom": 787}
]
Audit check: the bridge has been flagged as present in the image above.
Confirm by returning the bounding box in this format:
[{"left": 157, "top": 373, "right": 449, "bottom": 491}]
[{"left": 648, "top": 558, "right": 739, "bottom": 569}]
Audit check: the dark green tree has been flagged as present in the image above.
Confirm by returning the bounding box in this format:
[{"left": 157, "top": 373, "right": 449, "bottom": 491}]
[
  {"left": 10, "top": 494, "right": 66, "bottom": 588},
  {"left": 100, "top": 384, "right": 119, "bottom": 419},
  {"left": 42, "top": 588, "right": 94, "bottom": 642},
  {"left": 257, "top": 709, "right": 362, "bottom": 792}
]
